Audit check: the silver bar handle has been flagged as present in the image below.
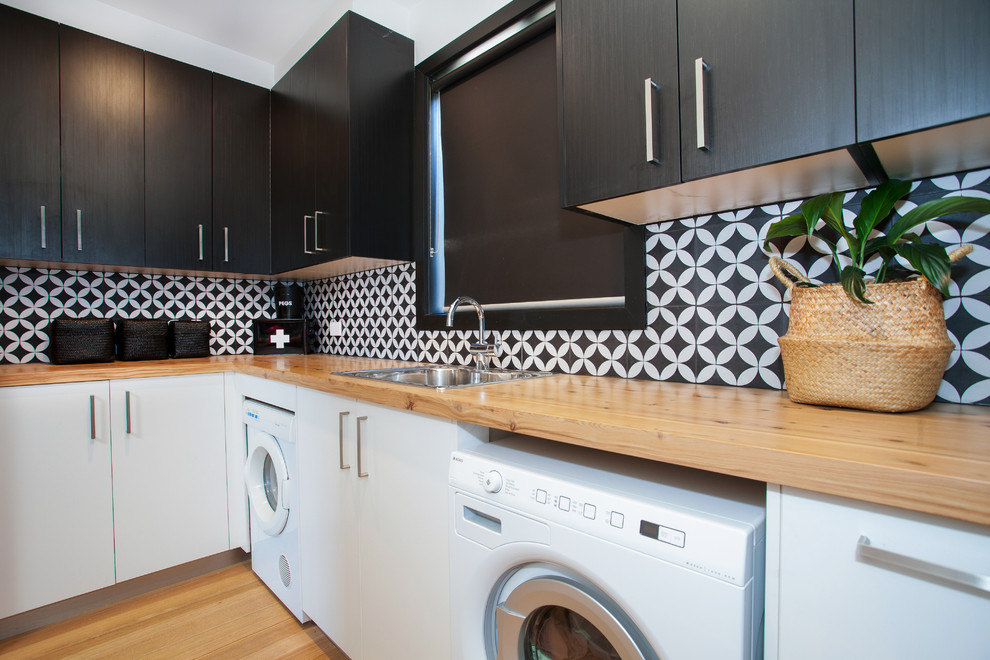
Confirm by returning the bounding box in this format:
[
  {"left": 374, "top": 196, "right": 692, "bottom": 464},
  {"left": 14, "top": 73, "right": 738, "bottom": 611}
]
[
  {"left": 223, "top": 226, "right": 229, "bottom": 262},
  {"left": 695, "top": 57, "right": 710, "bottom": 150},
  {"left": 125, "top": 391, "right": 132, "bottom": 434},
  {"left": 198, "top": 224, "right": 204, "bottom": 260},
  {"left": 644, "top": 78, "right": 660, "bottom": 164},
  {"left": 314, "top": 211, "right": 327, "bottom": 251},
  {"left": 338, "top": 411, "right": 351, "bottom": 470},
  {"left": 356, "top": 415, "right": 369, "bottom": 478},
  {"left": 857, "top": 535, "right": 990, "bottom": 595},
  {"left": 89, "top": 395, "right": 96, "bottom": 440},
  {"left": 76, "top": 209, "right": 83, "bottom": 251},
  {"left": 40, "top": 206, "right": 47, "bottom": 249},
  {"left": 303, "top": 215, "right": 314, "bottom": 254}
]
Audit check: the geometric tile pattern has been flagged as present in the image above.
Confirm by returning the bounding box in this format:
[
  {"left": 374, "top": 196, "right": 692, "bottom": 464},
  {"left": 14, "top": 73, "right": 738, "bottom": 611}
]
[
  {"left": 5, "top": 168, "right": 988, "bottom": 407},
  {"left": 0, "top": 270, "right": 278, "bottom": 363}
]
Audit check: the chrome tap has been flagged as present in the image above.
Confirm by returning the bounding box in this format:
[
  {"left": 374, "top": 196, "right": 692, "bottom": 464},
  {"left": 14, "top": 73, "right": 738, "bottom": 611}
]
[{"left": 446, "top": 296, "right": 499, "bottom": 371}]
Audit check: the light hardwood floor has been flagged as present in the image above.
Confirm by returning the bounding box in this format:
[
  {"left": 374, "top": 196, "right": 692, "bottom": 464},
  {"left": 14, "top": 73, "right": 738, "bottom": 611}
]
[{"left": 0, "top": 561, "right": 347, "bottom": 659}]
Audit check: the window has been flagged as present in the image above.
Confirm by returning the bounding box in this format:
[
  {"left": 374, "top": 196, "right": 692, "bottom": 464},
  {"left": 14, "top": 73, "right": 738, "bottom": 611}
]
[{"left": 414, "top": 1, "right": 645, "bottom": 331}]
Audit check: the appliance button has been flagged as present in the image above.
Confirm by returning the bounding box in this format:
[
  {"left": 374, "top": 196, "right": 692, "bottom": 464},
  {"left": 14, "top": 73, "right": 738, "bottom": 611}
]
[
  {"left": 536, "top": 489, "right": 548, "bottom": 504},
  {"left": 583, "top": 503, "right": 597, "bottom": 520},
  {"left": 558, "top": 496, "right": 571, "bottom": 512},
  {"left": 610, "top": 511, "right": 625, "bottom": 528},
  {"left": 483, "top": 470, "right": 503, "bottom": 494}
]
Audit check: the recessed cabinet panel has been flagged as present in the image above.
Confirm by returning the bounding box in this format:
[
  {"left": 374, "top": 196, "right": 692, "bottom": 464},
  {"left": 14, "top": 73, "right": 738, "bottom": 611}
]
[
  {"left": 59, "top": 26, "right": 145, "bottom": 267},
  {"left": 856, "top": 0, "right": 990, "bottom": 142},
  {"left": 213, "top": 74, "right": 271, "bottom": 274},
  {"left": 0, "top": 5, "right": 61, "bottom": 261},
  {"left": 557, "top": 0, "right": 680, "bottom": 207},
  {"left": 145, "top": 53, "right": 212, "bottom": 270},
  {"left": 677, "top": 0, "right": 855, "bottom": 182}
]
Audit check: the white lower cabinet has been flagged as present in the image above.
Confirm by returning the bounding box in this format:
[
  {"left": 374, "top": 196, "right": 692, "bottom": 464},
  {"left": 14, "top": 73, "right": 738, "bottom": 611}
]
[
  {"left": 0, "top": 375, "right": 228, "bottom": 618},
  {"left": 110, "top": 374, "right": 228, "bottom": 581},
  {"left": 768, "top": 486, "right": 990, "bottom": 660},
  {"left": 298, "top": 387, "right": 486, "bottom": 660},
  {"left": 0, "top": 381, "right": 116, "bottom": 619}
]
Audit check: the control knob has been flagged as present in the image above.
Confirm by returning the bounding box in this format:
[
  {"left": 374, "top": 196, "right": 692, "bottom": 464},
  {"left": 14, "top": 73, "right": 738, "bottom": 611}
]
[{"left": 483, "top": 470, "right": 503, "bottom": 493}]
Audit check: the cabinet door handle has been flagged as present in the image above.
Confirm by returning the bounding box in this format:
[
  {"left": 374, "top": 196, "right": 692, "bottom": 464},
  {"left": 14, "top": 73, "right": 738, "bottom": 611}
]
[
  {"left": 223, "top": 226, "right": 230, "bottom": 262},
  {"left": 125, "top": 391, "right": 132, "bottom": 434},
  {"left": 695, "top": 57, "right": 710, "bottom": 150},
  {"left": 856, "top": 535, "right": 990, "bottom": 595},
  {"left": 198, "top": 224, "right": 204, "bottom": 260},
  {"left": 89, "top": 394, "right": 96, "bottom": 440},
  {"left": 76, "top": 209, "right": 83, "bottom": 251},
  {"left": 356, "top": 415, "right": 369, "bottom": 478},
  {"left": 314, "top": 211, "right": 327, "bottom": 252},
  {"left": 338, "top": 411, "right": 351, "bottom": 470},
  {"left": 644, "top": 78, "right": 661, "bottom": 164},
  {"left": 40, "top": 206, "right": 47, "bottom": 249},
  {"left": 303, "top": 215, "right": 315, "bottom": 254}
]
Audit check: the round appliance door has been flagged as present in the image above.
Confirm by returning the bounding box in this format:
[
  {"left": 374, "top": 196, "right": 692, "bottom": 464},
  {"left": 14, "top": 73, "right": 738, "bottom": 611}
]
[
  {"left": 244, "top": 430, "right": 290, "bottom": 536},
  {"left": 489, "top": 563, "right": 659, "bottom": 660}
]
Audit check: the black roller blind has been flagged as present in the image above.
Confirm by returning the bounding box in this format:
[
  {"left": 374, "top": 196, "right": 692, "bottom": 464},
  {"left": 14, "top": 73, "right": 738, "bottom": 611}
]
[{"left": 438, "top": 29, "right": 626, "bottom": 308}]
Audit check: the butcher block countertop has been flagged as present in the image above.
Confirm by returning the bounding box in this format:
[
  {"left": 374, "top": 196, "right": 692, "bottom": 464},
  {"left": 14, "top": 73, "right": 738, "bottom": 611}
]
[{"left": 3, "top": 354, "right": 989, "bottom": 526}]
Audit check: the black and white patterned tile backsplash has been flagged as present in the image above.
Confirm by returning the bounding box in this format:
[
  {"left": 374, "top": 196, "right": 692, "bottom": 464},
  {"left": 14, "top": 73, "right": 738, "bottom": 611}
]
[
  {"left": 3, "top": 169, "right": 989, "bottom": 405},
  {"left": 0, "top": 271, "right": 278, "bottom": 362}
]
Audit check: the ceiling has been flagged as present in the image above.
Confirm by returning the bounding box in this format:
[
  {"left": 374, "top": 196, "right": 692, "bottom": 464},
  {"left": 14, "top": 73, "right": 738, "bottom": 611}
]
[{"left": 94, "top": 0, "right": 421, "bottom": 65}]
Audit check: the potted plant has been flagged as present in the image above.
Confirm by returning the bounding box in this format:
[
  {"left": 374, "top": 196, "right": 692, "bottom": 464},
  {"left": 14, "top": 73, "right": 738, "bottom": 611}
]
[{"left": 763, "top": 179, "right": 990, "bottom": 412}]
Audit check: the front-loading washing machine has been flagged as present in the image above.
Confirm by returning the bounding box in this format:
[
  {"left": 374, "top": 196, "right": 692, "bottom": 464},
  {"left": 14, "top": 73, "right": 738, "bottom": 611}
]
[
  {"left": 243, "top": 398, "right": 307, "bottom": 623},
  {"left": 449, "top": 435, "right": 766, "bottom": 659}
]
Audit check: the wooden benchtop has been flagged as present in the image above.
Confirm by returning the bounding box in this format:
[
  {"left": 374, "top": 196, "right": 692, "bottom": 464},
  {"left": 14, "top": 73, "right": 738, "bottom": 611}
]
[{"left": 3, "top": 354, "right": 989, "bottom": 526}]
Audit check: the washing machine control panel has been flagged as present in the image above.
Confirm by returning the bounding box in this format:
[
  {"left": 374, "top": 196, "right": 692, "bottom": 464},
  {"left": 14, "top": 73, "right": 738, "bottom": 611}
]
[
  {"left": 243, "top": 399, "right": 296, "bottom": 441},
  {"left": 450, "top": 450, "right": 759, "bottom": 587}
]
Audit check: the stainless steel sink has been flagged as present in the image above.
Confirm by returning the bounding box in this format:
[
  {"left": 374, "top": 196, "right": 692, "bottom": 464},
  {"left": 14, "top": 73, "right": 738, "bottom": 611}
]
[{"left": 334, "top": 365, "right": 554, "bottom": 390}]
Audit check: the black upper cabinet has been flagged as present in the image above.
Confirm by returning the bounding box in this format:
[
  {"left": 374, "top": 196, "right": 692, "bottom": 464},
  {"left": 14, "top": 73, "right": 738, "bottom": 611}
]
[
  {"left": 271, "top": 12, "right": 413, "bottom": 274},
  {"left": 856, "top": 0, "right": 990, "bottom": 142},
  {"left": 144, "top": 53, "right": 212, "bottom": 270},
  {"left": 558, "top": 0, "right": 679, "bottom": 207},
  {"left": 59, "top": 26, "right": 145, "bottom": 267},
  {"left": 0, "top": 5, "right": 61, "bottom": 261},
  {"left": 213, "top": 74, "right": 271, "bottom": 274},
  {"left": 677, "top": 0, "right": 855, "bottom": 182}
]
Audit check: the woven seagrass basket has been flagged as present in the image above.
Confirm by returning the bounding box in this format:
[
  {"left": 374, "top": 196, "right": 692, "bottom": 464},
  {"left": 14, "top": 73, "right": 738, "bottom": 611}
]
[{"left": 770, "top": 246, "right": 969, "bottom": 413}]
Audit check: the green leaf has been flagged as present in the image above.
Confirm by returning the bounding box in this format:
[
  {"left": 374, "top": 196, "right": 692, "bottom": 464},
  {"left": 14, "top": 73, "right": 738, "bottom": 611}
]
[
  {"left": 854, "top": 179, "right": 911, "bottom": 242},
  {"left": 799, "top": 193, "right": 832, "bottom": 232},
  {"left": 763, "top": 213, "right": 812, "bottom": 251},
  {"left": 840, "top": 265, "right": 872, "bottom": 304},
  {"left": 823, "top": 193, "right": 859, "bottom": 263},
  {"left": 894, "top": 242, "right": 953, "bottom": 296},
  {"left": 886, "top": 197, "right": 990, "bottom": 244}
]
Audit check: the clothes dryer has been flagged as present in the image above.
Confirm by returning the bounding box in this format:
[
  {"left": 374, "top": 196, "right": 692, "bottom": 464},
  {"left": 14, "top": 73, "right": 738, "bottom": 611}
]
[{"left": 243, "top": 398, "right": 307, "bottom": 622}]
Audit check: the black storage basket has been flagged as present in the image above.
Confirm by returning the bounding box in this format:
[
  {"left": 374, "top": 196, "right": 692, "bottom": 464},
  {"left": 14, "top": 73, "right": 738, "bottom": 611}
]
[
  {"left": 49, "top": 318, "right": 116, "bottom": 365},
  {"left": 115, "top": 319, "right": 169, "bottom": 361},
  {"left": 168, "top": 320, "right": 211, "bottom": 359}
]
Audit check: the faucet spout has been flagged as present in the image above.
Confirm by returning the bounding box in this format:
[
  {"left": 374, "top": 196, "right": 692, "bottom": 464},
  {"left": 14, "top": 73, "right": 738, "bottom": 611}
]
[{"left": 446, "top": 296, "right": 499, "bottom": 370}]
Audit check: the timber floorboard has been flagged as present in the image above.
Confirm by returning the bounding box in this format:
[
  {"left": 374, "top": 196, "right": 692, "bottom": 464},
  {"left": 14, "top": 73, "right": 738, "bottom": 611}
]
[{"left": 0, "top": 561, "right": 347, "bottom": 659}]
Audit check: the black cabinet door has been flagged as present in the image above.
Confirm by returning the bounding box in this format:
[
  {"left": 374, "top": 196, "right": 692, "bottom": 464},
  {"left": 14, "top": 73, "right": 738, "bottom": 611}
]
[
  {"left": 557, "top": 0, "right": 680, "bottom": 207},
  {"left": 270, "top": 45, "right": 320, "bottom": 274},
  {"left": 59, "top": 26, "right": 145, "bottom": 267},
  {"left": 213, "top": 74, "right": 270, "bottom": 275},
  {"left": 856, "top": 0, "right": 990, "bottom": 142},
  {"left": 677, "top": 0, "right": 855, "bottom": 181},
  {"left": 144, "top": 53, "right": 212, "bottom": 270},
  {"left": 0, "top": 5, "right": 61, "bottom": 261}
]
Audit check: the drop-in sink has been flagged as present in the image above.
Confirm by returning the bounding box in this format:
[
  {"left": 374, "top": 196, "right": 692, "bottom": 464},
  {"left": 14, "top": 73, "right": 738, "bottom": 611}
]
[{"left": 334, "top": 365, "right": 554, "bottom": 390}]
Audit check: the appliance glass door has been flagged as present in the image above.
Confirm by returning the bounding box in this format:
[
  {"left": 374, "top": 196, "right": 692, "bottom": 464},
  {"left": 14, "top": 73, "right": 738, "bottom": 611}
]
[
  {"left": 244, "top": 430, "right": 290, "bottom": 536},
  {"left": 492, "top": 566, "right": 657, "bottom": 660}
]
